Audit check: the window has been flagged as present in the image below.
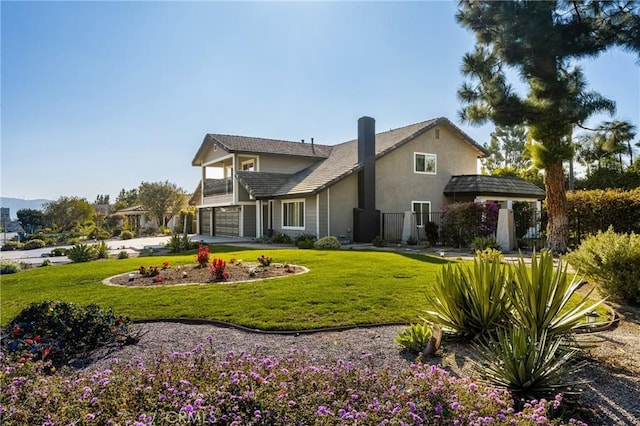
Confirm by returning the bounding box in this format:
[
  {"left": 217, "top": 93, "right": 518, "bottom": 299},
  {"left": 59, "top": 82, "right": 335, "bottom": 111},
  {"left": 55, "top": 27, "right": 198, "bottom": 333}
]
[
  {"left": 241, "top": 159, "right": 255, "bottom": 171},
  {"left": 414, "top": 152, "right": 436, "bottom": 174},
  {"left": 282, "top": 199, "right": 305, "bottom": 229},
  {"left": 412, "top": 201, "right": 431, "bottom": 227}
]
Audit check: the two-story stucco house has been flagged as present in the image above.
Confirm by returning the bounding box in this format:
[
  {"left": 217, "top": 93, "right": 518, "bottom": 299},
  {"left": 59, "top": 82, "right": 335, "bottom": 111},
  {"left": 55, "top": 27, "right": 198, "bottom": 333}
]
[{"left": 189, "top": 116, "right": 544, "bottom": 243}]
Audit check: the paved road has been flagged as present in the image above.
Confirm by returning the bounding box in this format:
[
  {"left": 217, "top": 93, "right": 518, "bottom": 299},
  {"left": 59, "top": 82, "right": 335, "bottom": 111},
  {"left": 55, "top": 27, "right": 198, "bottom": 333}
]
[
  {"left": 0, "top": 235, "right": 256, "bottom": 265},
  {"left": 0, "top": 236, "right": 174, "bottom": 265}
]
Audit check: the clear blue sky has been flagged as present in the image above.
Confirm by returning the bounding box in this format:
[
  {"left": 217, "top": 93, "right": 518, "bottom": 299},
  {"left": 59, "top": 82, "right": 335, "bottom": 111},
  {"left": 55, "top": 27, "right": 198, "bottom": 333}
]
[{"left": 2, "top": 1, "right": 638, "bottom": 202}]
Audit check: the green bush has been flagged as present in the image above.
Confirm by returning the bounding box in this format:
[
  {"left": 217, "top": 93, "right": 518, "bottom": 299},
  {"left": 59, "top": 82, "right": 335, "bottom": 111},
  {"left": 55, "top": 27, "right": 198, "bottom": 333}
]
[
  {"left": 567, "top": 228, "right": 640, "bottom": 304},
  {"left": 40, "top": 259, "right": 52, "bottom": 267},
  {"left": 27, "top": 233, "right": 56, "bottom": 246},
  {"left": 0, "top": 241, "right": 24, "bottom": 251},
  {"left": 406, "top": 235, "right": 418, "bottom": 246},
  {"left": 297, "top": 240, "right": 315, "bottom": 249},
  {"left": 424, "top": 221, "right": 439, "bottom": 245},
  {"left": 566, "top": 188, "right": 640, "bottom": 237},
  {"left": 314, "top": 236, "right": 341, "bottom": 250},
  {"left": 117, "top": 250, "right": 129, "bottom": 259},
  {"left": 423, "top": 256, "right": 510, "bottom": 339},
  {"left": 395, "top": 322, "right": 436, "bottom": 354},
  {"left": 0, "top": 261, "right": 21, "bottom": 274},
  {"left": 120, "top": 230, "right": 135, "bottom": 240},
  {"left": 294, "top": 233, "right": 317, "bottom": 245},
  {"left": 165, "top": 233, "right": 195, "bottom": 253},
  {"left": 469, "top": 236, "right": 500, "bottom": 251},
  {"left": 1, "top": 300, "right": 135, "bottom": 369},
  {"left": 88, "top": 227, "right": 111, "bottom": 240},
  {"left": 67, "top": 237, "right": 81, "bottom": 246},
  {"left": 23, "top": 239, "right": 46, "bottom": 250},
  {"left": 93, "top": 240, "right": 110, "bottom": 259},
  {"left": 372, "top": 235, "right": 386, "bottom": 247},
  {"left": 66, "top": 243, "right": 96, "bottom": 263},
  {"left": 50, "top": 247, "right": 67, "bottom": 256},
  {"left": 271, "top": 232, "right": 293, "bottom": 244}
]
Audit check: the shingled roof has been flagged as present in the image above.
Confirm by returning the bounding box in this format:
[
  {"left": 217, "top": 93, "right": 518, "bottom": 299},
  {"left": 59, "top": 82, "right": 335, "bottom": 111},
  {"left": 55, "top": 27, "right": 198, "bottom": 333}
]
[
  {"left": 193, "top": 117, "right": 490, "bottom": 199},
  {"left": 443, "top": 175, "right": 546, "bottom": 199},
  {"left": 269, "top": 117, "right": 487, "bottom": 197},
  {"left": 192, "top": 134, "right": 332, "bottom": 166},
  {"left": 235, "top": 172, "right": 293, "bottom": 198}
]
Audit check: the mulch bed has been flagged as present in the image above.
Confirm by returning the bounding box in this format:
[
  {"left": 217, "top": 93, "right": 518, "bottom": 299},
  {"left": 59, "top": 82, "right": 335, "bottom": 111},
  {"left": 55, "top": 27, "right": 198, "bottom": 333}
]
[{"left": 107, "top": 262, "right": 305, "bottom": 287}]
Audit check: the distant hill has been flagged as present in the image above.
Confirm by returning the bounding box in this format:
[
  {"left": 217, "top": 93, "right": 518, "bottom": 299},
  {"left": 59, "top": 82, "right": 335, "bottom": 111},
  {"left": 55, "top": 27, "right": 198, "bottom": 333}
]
[{"left": 0, "top": 197, "right": 51, "bottom": 219}]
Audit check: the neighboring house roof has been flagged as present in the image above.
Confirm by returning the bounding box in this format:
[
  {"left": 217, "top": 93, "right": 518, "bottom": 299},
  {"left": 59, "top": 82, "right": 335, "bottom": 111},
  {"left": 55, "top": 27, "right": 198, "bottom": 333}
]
[
  {"left": 192, "top": 134, "right": 333, "bottom": 166},
  {"left": 115, "top": 204, "right": 147, "bottom": 214},
  {"left": 443, "top": 175, "right": 546, "bottom": 199}
]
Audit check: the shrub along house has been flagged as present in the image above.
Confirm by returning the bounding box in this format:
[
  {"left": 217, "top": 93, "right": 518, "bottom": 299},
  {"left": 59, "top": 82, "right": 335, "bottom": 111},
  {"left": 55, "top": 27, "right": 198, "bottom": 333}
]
[{"left": 189, "top": 116, "right": 545, "bottom": 243}]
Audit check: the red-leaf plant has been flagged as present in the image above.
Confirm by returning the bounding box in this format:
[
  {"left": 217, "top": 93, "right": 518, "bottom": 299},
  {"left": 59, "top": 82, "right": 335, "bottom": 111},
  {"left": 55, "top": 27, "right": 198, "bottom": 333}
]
[{"left": 209, "top": 258, "right": 229, "bottom": 282}]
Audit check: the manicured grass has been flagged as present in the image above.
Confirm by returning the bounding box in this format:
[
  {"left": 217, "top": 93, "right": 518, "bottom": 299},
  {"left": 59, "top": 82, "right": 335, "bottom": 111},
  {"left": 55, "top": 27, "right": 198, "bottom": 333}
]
[{"left": 0, "top": 247, "right": 449, "bottom": 330}]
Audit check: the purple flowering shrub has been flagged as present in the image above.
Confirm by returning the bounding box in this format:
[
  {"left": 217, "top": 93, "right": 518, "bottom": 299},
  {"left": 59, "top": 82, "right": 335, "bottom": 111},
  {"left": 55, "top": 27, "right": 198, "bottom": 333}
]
[
  {"left": 0, "top": 342, "right": 584, "bottom": 425},
  {"left": 442, "top": 202, "right": 499, "bottom": 248}
]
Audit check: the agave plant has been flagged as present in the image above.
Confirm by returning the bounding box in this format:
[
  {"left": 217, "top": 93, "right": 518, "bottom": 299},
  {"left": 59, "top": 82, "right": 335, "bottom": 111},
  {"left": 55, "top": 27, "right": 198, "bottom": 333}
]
[
  {"left": 66, "top": 243, "right": 96, "bottom": 263},
  {"left": 473, "top": 327, "right": 586, "bottom": 399},
  {"left": 508, "top": 250, "right": 605, "bottom": 337},
  {"left": 395, "top": 322, "right": 441, "bottom": 355},
  {"left": 422, "top": 256, "right": 510, "bottom": 339}
]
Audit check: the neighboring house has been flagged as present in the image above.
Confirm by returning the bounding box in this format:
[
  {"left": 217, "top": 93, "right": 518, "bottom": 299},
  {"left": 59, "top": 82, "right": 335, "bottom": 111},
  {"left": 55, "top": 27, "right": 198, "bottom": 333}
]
[
  {"left": 114, "top": 205, "right": 179, "bottom": 232},
  {"left": 190, "top": 116, "right": 545, "bottom": 242}
]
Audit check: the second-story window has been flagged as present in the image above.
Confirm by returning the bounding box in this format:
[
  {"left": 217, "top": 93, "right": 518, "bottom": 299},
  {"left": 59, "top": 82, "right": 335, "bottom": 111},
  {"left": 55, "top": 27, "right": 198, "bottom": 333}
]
[
  {"left": 414, "top": 152, "right": 436, "bottom": 174},
  {"left": 241, "top": 160, "right": 255, "bottom": 171}
]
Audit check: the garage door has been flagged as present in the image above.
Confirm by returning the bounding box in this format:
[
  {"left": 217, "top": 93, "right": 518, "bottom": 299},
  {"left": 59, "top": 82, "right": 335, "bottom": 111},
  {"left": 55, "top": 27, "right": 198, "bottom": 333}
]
[
  {"left": 200, "top": 209, "right": 211, "bottom": 236},
  {"left": 214, "top": 207, "right": 239, "bottom": 237}
]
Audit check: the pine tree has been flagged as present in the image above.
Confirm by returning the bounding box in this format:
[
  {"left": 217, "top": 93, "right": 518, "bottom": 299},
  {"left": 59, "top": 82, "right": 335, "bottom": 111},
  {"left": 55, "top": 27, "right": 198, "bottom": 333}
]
[
  {"left": 456, "top": 1, "right": 639, "bottom": 252},
  {"left": 482, "top": 125, "right": 530, "bottom": 173}
]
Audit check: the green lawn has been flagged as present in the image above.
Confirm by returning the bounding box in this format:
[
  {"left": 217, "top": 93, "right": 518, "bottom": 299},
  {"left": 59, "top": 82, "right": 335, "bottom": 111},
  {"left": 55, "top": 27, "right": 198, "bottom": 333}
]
[{"left": 0, "top": 247, "right": 450, "bottom": 330}]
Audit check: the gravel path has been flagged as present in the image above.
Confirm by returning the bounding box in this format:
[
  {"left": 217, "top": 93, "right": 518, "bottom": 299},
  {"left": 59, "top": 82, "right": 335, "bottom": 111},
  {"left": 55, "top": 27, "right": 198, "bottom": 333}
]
[{"left": 84, "top": 313, "right": 640, "bottom": 426}]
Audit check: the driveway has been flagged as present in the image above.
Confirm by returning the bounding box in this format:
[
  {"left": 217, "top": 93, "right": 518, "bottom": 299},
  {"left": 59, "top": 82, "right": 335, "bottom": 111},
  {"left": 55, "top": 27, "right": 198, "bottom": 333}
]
[{"left": 0, "top": 235, "right": 256, "bottom": 265}]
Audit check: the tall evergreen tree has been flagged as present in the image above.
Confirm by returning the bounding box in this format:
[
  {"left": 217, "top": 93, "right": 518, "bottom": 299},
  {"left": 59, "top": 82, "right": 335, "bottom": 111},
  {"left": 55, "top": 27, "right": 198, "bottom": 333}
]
[
  {"left": 456, "top": 1, "right": 639, "bottom": 252},
  {"left": 482, "top": 125, "right": 530, "bottom": 172}
]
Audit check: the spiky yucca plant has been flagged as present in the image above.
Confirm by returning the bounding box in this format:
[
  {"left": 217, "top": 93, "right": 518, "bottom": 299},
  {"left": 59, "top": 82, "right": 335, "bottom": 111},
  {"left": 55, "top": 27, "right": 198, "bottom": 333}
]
[
  {"left": 473, "top": 327, "right": 586, "bottom": 399},
  {"left": 509, "top": 250, "right": 604, "bottom": 337},
  {"left": 422, "top": 256, "right": 510, "bottom": 339}
]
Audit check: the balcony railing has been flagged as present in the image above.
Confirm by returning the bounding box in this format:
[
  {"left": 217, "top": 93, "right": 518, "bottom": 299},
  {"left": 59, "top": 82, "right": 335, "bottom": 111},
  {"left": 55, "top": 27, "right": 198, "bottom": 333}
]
[{"left": 203, "top": 178, "right": 233, "bottom": 197}]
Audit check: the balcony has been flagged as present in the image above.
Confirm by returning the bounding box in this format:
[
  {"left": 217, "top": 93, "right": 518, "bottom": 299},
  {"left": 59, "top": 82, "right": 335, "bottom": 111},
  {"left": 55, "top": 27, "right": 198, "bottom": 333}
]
[{"left": 202, "top": 178, "right": 233, "bottom": 204}]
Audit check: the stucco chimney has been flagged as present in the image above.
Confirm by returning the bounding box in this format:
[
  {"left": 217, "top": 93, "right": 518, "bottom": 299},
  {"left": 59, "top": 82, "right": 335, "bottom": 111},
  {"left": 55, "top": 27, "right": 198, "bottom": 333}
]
[
  {"left": 353, "top": 116, "right": 380, "bottom": 243},
  {"left": 357, "top": 116, "right": 376, "bottom": 211}
]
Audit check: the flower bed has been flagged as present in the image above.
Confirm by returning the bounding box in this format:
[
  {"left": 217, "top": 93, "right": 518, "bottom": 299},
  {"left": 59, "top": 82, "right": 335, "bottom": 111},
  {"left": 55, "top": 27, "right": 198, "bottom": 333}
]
[
  {"left": 0, "top": 345, "right": 582, "bottom": 425},
  {"left": 106, "top": 261, "right": 306, "bottom": 287}
]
